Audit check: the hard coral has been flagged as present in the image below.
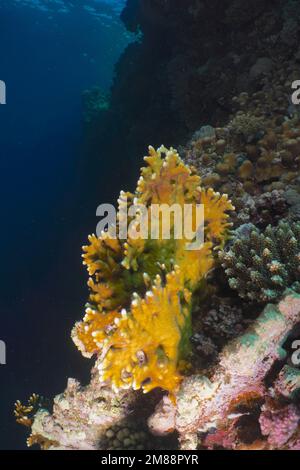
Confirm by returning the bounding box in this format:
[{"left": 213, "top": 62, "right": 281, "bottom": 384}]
[
  {"left": 220, "top": 220, "right": 300, "bottom": 303},
  {"left": 14, "top": 394, "right": 41, "bottom": 428},
  {"left": 228, "top": 112, "right": 264, "bottom": 144},
  {"left": 100, "top": 268, "right": 191, "bottom": 393},
  {"left": 72, "top": 146, "right": 234, "bottom": 395},
  {"left": 100, "top": 423, "right": 151, "bottom": 450}
]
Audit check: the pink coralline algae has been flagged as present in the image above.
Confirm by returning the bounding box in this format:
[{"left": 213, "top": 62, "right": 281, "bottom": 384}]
[{"left": 259, "top": 402, "right": 300, "bottom": 448}]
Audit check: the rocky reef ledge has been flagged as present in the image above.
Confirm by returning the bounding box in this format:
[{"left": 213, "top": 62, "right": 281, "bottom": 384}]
[{"left": 17, "top": 292, "right": 300, "bottom": 450}]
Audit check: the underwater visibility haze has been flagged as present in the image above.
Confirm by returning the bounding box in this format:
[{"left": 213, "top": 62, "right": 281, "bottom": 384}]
[
  {"left": 1, "top": 0, "right": 300, "bottom": 452},
  {"left": 0, "top": 0, "right": 131, "bottom": 450}
]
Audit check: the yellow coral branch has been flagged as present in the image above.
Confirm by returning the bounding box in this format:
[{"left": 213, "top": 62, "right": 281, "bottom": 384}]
[
  {"left": 72, "top": 146, "right": 234, "bottom": 394},
  {"left": 99, "top": 268, "right": 187, "bottom": 393}
]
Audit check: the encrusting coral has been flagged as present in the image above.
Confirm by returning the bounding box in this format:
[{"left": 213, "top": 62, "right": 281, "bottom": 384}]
[
  {"left": 72, "top": 146, "right": 234, "bottom": 395},
  {"left": 219, "top": 220, "right": 300, "bottom": 303}
]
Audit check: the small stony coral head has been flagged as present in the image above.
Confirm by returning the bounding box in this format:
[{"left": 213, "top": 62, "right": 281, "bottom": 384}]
[
  {"left": 220, "top": 220, "right": 300, "bottom": 303},
  {"left": 72, "top": 146, "right": 234, "bottom": 394}
]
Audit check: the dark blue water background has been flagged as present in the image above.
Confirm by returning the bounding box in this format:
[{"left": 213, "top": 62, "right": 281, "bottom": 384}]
[{"left": 0, "top": 0, "right": 131, "bottom": 449}]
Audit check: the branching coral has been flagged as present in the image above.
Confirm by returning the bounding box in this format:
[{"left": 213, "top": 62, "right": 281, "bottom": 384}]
[
  {"left": 220, "top": 220, "right": 300, "bottom": 303},
  {"left": 72, "top": 146, "right": 234, "bottom": 395},
  {"left": 14, "top": 394, "right": 41, "bottom": 428},
  {"left": 100, "top": 269, "right": 191, "bottom": 393}
]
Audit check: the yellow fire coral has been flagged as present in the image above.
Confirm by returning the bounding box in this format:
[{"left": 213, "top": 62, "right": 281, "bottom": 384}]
[
  {"left": 72, "top": 146, "right": 234, "bottom": 394},
  {"left": 101, "top": 268, "right": 190, "bottom": 393}
]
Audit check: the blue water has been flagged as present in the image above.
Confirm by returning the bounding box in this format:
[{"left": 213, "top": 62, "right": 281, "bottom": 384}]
[{"left": 0, "top": 0, "right": 131, "bottom": 449}]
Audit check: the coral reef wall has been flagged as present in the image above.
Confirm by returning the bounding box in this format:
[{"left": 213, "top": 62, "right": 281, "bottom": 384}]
[
  {"left": 16, "top": 0, "right": 300, "bottom": 451},
  {"left": 86, "top": 0, "right": 300, "bottom": 179}
]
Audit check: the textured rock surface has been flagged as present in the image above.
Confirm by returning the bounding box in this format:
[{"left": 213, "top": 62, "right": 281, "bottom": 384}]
[
  {"left": 149, "top": 292, "right": 300, "bottom": 449},
  {"left": 27, "top": 364, "right": 134, "bottom": 450}
]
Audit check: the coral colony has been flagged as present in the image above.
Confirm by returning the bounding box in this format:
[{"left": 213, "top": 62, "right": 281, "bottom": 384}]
[
  {"left": 73, "top": 146, "right": 233, "bottom": 395},
  {"left": 220, "top": 221, "right": 300, "bottom": 303},
  {"left": 15, "top": 0, "right": 300, "bottom": 451}
]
